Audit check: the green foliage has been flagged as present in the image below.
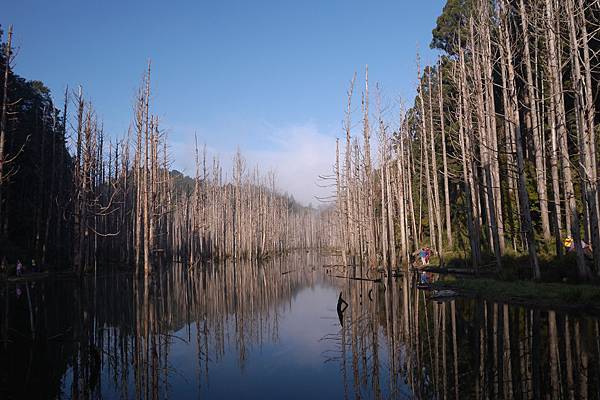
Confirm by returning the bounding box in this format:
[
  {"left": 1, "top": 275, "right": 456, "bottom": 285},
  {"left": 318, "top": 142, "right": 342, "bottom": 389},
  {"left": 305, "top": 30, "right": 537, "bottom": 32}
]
[
  {"left": 561, "top": 287, "right": 582, "bottom": 302},
  {"left": 430, "top": 0, "right": 473, "bottom": 54},
  {"left": 28, "top": 80, "right": 51, "bottom": 96},
  {"left": 539, "top": 252, "right": 583, "bottom": 283},
  {"left": 536, "top": 239, "right": 556, "bottom": 259},
  {"left": 438, "top": 247, "right": 594, "bottom": 285},
  {"left": 498, "top": 254, "right": 531, "bottom": 281}
]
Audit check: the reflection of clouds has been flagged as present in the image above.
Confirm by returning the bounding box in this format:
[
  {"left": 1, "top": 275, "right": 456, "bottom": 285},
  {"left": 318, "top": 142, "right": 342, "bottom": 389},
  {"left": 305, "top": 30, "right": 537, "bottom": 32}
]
[
  {"left": 273, "top": 283, "right": 340, "bottom": 367},
  {"left": 162, "top": 278, "right": 347, "bottom": 399},
  {"left": 165, "top": 269, "right": 343, "bottom": 375}
]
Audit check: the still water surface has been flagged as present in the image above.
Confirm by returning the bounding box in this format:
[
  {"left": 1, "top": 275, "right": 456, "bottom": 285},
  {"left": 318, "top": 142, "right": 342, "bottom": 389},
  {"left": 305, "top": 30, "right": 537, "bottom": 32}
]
[{"left": 1, "top": 252, "right": 599, "bottom": 399}]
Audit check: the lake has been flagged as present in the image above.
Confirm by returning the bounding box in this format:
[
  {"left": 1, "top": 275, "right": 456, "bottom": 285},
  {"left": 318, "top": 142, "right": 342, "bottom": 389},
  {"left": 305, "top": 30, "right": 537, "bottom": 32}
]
[{"left": 1, "top": 251, "right": 599, "bottom": 399}]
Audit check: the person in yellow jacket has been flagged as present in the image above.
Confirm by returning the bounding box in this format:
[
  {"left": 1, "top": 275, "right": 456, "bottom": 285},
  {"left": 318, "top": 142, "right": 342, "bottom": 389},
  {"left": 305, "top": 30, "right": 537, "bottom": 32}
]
[{"left": 563, "top": 236, "right": 574, "bottom": 251}]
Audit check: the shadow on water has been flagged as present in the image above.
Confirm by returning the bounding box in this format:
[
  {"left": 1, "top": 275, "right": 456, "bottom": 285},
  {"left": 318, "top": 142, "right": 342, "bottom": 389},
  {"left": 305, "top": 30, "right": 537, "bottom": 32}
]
[{"left": 1, "top": 252, "right": 599, "bottom": 399}]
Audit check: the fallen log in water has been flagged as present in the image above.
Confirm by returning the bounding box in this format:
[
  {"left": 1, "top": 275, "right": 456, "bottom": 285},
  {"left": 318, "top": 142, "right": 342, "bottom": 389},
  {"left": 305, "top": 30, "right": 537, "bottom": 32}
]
[
  {"left": 322, "top": 264, "right": 354, "bottom": 268},
  {"left": 421, "top": 267, "right": 492, "bottom": 275},
  {"left": 332, "top": 275, "right": 381, "bottom": 283},
  {"left": 428, "top": 289, "right": 458, "bottom": 300}
]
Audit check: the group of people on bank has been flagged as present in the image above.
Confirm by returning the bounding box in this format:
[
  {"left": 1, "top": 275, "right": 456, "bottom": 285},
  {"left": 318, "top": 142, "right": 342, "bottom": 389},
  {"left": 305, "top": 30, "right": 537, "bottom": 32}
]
[{"left": 0, "top": 257, "right": 41, "bottom": 276}]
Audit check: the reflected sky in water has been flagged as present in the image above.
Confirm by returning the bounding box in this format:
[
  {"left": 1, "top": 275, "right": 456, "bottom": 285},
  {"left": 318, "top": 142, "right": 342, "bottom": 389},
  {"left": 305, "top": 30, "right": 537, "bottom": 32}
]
[
  {"left": 166, "top": 283, "right": 348, "bottom": 399},
  {"left": 2, "top": 252, "right": 600, "bottom": 399}
]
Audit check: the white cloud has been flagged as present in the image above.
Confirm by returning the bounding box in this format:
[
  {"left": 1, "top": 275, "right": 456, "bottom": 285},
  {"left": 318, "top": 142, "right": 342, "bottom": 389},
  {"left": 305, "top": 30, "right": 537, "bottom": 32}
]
[
  {"left": 245, "top": 123, "right": 337, "bottom": 206},
  {"left": 168, "top": 122, "right": 338, "bottom": 206}
]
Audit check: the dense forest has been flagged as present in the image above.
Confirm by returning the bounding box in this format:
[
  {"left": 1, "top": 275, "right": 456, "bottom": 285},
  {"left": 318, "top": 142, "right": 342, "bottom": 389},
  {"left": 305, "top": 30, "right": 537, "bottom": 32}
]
[
  {"left": 0, "top": 26, "right": 331, "bottom": 275},
  {"left": 331, "top": 0, "right": 600, "bottom": 281},
  {"left": 3, "top": 0, "right": 600, "bottom": 284}
]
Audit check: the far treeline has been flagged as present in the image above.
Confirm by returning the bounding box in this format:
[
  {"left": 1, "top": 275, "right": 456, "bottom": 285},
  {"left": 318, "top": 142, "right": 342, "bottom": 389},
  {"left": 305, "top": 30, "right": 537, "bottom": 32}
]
[
  {"left": 332, "top": 0, "right": 600, "bottom": 281},
  {"left": 0, "top": 26, "right": 332, "bottom": 275}
]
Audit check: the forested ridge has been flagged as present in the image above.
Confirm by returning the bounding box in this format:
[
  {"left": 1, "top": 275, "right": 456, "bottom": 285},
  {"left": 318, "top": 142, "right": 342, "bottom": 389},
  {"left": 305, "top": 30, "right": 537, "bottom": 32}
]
[
  {"left": 0, "top": 26, "right": 330, "bottom": 274},
  {"left": 331, "top": 0, "right": 600, "bottom": 281}
]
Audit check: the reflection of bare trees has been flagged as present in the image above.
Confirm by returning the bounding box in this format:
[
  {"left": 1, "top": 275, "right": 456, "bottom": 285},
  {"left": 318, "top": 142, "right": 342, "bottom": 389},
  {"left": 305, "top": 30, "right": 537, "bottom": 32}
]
[
  {"left": 2, "top": 257, "right": 600, "bottom": 399},
  {"left": 1, "top": 252, "right": 323, "bottom": 399},
  {"left": 323, "top": 274, "right": 600, "bottom": 399}
]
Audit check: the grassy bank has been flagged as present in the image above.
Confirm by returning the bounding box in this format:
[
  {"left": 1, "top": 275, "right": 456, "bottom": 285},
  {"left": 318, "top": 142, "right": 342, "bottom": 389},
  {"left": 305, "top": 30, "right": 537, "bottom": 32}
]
[
  {"left": 436, "top": 246, "right": 600, "bottom": 282},
  {"left": 433, "top": 277, "right": 600, "bottom": 311}
]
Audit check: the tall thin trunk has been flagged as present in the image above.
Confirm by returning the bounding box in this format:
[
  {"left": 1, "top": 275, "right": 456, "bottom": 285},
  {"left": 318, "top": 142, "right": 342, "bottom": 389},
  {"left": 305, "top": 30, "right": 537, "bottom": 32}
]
[
  {"left": 544, "top": 0, "right": 589, "bottom": 278},
  {"left": 438, "top": 59, "right": 452, "bottom": 249},
  {"left": 427, "top": 69, "right": 443, "bottom": 254},
  {"left": 500, "top": 0, "right": 539, "bottom": 278},
  {"left": 0, "top": 26, "right": 13, "bottom": 239},
  {"left": 519, "top": 0, "right": 551, "bottom": 240}
]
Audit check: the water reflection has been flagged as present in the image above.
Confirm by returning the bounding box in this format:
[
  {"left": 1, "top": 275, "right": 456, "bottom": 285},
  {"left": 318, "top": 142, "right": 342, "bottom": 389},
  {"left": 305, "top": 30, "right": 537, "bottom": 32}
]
[
  {"left": 1, "top": 253, "right": 599, "bottom": 399},
  {"left": 328, "top": 274, "right": 600, "bottom": 400}
]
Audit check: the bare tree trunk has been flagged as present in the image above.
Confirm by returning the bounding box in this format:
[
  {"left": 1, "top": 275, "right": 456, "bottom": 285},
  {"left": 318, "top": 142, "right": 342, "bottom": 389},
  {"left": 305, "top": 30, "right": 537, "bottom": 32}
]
[
  {"left": 0, "top": 26, "right": 12, "bottom": 239},
  {"left": 458, "top": 46, "right": 482, "bottom": 269},
  {"left": 362, "top": 66, "right": 377, "bottom": 267},
  {"left": 143, "top": 62, "right": 152, "bottom": 275},
  {"left": 418, "top": 61, "right": 437, "bottom": 253},
  {"left": 519, "top": 0, "right": 551, "bottom": 241},
  {"left": 438, "top": 59, "right": 452, "bottom": 249},
  {"left": 566, "top": 0, "right": 600, "bottom": 274},
  {"left": 427, "top": 69, "right": 443, "bottom": 254},
  {"left": 544, "top": 0, "right": 589, "bottom": 278},
  {"left": 500, "top": 0, "right": 539, "bottom": 278}
]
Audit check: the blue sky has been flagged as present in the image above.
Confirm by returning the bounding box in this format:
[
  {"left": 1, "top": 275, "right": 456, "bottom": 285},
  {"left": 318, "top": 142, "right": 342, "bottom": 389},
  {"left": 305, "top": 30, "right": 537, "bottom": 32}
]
[{"left": 4, "top": 0, "right": 445, "bottom": 204}]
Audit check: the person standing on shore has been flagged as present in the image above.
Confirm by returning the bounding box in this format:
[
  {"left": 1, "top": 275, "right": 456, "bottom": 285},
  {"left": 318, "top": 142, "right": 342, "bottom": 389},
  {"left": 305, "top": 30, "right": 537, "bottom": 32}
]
[{"left": 419, "top": 248, "right": 427, "bottom": 266}]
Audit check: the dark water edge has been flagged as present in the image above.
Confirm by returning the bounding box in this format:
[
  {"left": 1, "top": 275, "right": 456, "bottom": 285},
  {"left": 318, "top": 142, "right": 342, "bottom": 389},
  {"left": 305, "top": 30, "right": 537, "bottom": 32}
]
[{"left": 1, "top": 252, "right": 599, "bottom": 399}]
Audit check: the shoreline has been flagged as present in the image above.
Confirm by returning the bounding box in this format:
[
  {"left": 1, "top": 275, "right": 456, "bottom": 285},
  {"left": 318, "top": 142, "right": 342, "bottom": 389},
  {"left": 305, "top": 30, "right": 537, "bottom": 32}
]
[{"left": 432, "top": 277, "right": 600, "bottom": 315}]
